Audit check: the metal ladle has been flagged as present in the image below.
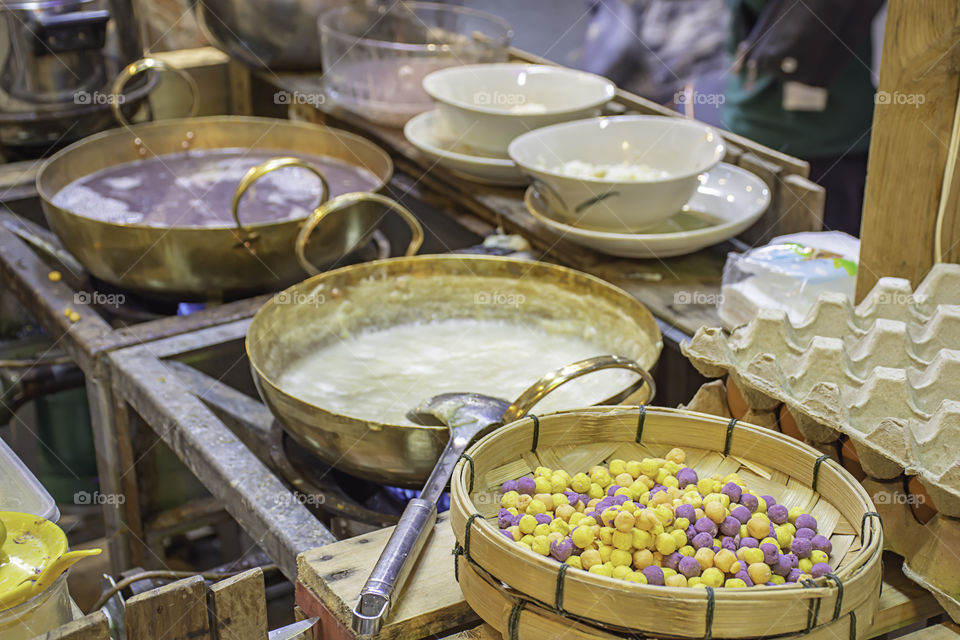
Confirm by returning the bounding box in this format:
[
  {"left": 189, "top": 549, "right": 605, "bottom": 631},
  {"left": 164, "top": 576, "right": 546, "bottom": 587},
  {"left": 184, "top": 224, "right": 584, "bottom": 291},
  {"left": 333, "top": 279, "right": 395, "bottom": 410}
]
[{"left": 351, "top": 355, "right": 656, "bottom": 635}]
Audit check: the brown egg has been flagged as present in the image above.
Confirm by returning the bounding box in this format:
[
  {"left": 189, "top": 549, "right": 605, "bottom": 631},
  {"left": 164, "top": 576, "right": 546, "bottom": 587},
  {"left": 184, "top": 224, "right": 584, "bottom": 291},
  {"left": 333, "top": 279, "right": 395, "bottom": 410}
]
[
  {"left": 839, "top": 438, "right": 866, "bottom": 481},
  {"left": 778, "top": 404, "right": 803, "bottom": 441},
  {"left": 726, "top": 377, "right": 748, "bottom": 420},
  {"left": 907, "top": 476, "right": 938, "bottom": 524}
]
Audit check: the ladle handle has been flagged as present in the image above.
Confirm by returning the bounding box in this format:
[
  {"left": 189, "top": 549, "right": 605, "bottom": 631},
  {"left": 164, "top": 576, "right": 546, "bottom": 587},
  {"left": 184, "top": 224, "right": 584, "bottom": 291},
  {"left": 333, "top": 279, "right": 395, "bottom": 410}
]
[
  {"left": 501, "top": 354, "right": 656, "bottom": 425},
  {"left": 230, "top": 158, "right": 330, "bottom": 250},
  {"left": 296, "top": 193, "right": 424, "bottom": 276},
  {"left": 352, "top": 432, "right": 467, "bottom": 636},
  {"left": 109, "top": 57, "right": 200, "bottom": 127}
]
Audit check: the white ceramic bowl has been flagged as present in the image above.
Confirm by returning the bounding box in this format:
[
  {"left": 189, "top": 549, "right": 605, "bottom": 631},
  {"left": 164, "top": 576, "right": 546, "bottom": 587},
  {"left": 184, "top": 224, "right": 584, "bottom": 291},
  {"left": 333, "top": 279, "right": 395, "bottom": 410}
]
[
  {"left": 422, "top": 63, "right": 615, "bottom": 155},
  {"left": 508, "top": 115, "right": 725, "bottom": 232},
  {"left": 524, "top": 163, "right": 771, "bottom": 258}
]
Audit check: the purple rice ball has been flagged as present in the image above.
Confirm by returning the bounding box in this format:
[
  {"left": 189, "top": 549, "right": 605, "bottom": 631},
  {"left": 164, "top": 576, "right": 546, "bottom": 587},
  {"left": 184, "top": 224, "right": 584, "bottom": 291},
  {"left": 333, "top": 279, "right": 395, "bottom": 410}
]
[
  {"left": 501, "top": 529, "right": 514, "bottom": 541},
  {"left": 712, "top": 545, "right": 722, "bottom": 554},
  {"left": 740, "top": 493, "right": 759, "bottom": 513},
  {"left": 739, "top": 537, "right": 759, "bottom": 548},
  {"left": 760, "top": 542, "right": 779, "bottom": 565},
  {"left": 612, "top": 494, "right": 629, "bottom": 506},
  {"left": 579, "top": 493, "right": 591, "bottom": 506},
  {"left": 686, "top": 525, "right": 697, "bottom": 541},
  {"left": 517, "top": 476, "right": 536, "bottom": 495},
  {"left": 607, "top": 485, "right": 622, "bottom": 497},
  {"left": 785, "top": 553, "right": 799, "bottom": 568},
  {"left": 679, "top": 556, "right": 702, "bottom": 578},
  {"left": 773, "top": 554, "right": 792, "bottom": 577},
  {"left": 769, "top": 525, "right": 777, "bottom": 539},
  {"left": 811, "top": 535, "right": 833, "bottom": 554},
  {"left": 564, "top": 490, "right": 581, "bottom": 506},
  {"left": 721, "top": 482, "right": 743, "bottom": 503},
  {"left": 791, "top": 537, "right": 812, "bottom": 559},
  {"left": 719, "top": 516, "right": 741, "bottom": 537},
  {"left": 795, "top": 527, "right": 815, "bottom": 540},
  {"left": 550, "top": 537, "right": 575, "bottom": 562},
  {"left": 675, "top": 504, "right": 697, "bottom": 522},
  {"left": 787, "top": 568, "right": 803, "bottom": 583},
  {"left": 498, "top": 508, "right": 514, "bottom": 529},
  {"left": 766, "top": 582, "right": 778, "bottom": 586},
  {"left": 811, "top": 562, "right": 832, "bottom": 578},
  {"left": 650, "top": 485, "right": 666, "bottom": 496},
  {"left": 761, "top": 495, "right": 776, "bottom": 507},
  {"left": 795, "top": 514, "right": 818, "bottom": 533},
  {"left": 735, "top": 569, "right": 754, "bottom": 587},
  {"left": 642, "top": 565, "right": 665, "bottom": 586},
  {"left": 767, "top": 504, "right": 789, "bottom": 525},
  {"left": 663, "top": 552, "right": 682, "bottom": 571},
  {"left": 502, "top": 479, "right": 518, "bottom": 494},
  {"left": 730, "top": 505, "right": 752, "bottom": 524},
  {"left": 677, "top": 467, "right": 698, "bottom": 488},
  {"left": 694, "top": 517, "right": 718, "bottom": 537},
  {"left": 721, "top": 537, "right": 738, "bottom": 553},
  {"left": 692, "top": 532, "right": 714, "bottom": 550},
  {"left": 535, "top": 513, "right": 552, "bottom": 526}
]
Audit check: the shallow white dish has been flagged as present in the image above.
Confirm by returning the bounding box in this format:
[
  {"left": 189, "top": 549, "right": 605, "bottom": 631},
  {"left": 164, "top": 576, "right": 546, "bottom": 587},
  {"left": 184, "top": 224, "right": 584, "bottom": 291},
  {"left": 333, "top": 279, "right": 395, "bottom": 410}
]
[
  {"left": 422, "top": 63, "right": 614, "bottom": 155},
  {"left": 524, "top": 163, "right": 770, "bottom": 258},
  {"left": 509, "top": 115, "right": 725, "bottom": 232},
  {"left": 404, "top": 110, "right": 527, "bottom": 186}
]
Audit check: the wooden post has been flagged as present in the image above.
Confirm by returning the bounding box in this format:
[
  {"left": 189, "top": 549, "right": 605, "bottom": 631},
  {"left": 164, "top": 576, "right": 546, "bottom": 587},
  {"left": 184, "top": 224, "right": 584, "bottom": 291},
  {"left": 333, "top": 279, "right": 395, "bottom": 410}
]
[{"left": 857, "top": 0, "right": 960, "bottom": 299}]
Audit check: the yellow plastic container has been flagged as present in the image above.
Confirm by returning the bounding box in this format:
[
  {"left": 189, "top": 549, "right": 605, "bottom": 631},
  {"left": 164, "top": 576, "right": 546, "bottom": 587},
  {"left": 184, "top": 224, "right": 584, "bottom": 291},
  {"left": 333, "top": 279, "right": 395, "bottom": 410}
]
[{"left": 0, "top": 512, "right": 100, "bottom": 639}]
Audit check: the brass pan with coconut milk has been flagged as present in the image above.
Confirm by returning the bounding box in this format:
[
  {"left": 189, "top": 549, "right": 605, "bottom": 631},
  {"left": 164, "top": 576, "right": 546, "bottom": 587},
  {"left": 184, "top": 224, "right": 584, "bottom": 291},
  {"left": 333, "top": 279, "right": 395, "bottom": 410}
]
[
  {"left": 246, "top": 255, "right": 663, "bottom": 487},
  {"left": 36, "top": 58, "right": 422, "bottom": 300}
]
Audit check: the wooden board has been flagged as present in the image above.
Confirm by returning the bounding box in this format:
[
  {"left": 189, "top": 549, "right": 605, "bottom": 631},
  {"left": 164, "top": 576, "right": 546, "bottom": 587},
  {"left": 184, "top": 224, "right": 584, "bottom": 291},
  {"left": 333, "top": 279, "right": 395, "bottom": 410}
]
[
  {"left": 125, "top": 576, "right": 211, "bottom": 640},
  {"left": 857, "top": 0, "right": 960, "bottom": 298},
  {"left": 898, "top": 622, "right": 960, "bottom": 639},
  {"left": 35, "top": 611, "right": 110, "bottom": 640},
  {"left": 296, "top": 513, "right": 478, "bottom": 640},
  {"left": 208, "top": 568, "right": 268, "bottom": 640}
]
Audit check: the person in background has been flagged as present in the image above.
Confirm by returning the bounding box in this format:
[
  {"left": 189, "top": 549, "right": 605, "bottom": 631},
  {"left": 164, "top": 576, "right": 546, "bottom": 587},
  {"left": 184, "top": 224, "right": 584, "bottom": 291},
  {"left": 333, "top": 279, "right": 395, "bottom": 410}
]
[{"left": 723, "top": 0, "right": 885, "bottom": 236}]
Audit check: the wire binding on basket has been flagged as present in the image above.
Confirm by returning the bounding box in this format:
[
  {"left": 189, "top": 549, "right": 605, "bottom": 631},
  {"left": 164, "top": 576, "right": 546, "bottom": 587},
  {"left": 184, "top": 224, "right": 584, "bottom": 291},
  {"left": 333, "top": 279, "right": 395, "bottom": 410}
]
[
  {"left": 724, "top": 418, "right": 738, "bottom": 455},
  {"left": 824, "top": 573, "right": 844, "bottom": 621},
  {"left": 553, "top": 563, "right": 569, "bottom": 614},
  {"left": 507, "top": 599, "right": 526, "bottom": 640},
  {"left": 463, "top": 513, "right": 483, "bottom": 563},
  {"left": 860, "top": 511, "right": 882, "bottom": 546},
  {"left": 529, "top": 415, "right": 540, "bottom": 451},
  {"left": 452, "top": 542, "right": 464, "bottom": 581},
  {"left": 635, "top": 404, "right": 647, "bottom": 443},
  {"left": 703, "top": 586, "right": 716, "bottom": 639},
  {"left": 849, "top": 611, "right": 857, "bottom": 640},
  {"left": 801, "top": 579, "right": 822, "bottom": 631},
  {"left": 812, "top": 454, "right": 832, "bottom": 492},
  {"left": 458, "top": 452, "right": 476, "bottom": 493}
]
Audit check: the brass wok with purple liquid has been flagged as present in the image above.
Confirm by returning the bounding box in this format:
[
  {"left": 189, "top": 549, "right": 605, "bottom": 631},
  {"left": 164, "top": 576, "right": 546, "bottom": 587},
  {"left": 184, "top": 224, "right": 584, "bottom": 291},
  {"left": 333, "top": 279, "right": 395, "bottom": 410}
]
[
  {"left": 246, "top": 255, "right": 663, "bottom": 487},
  {"left": 35, "top": 59, "right": 421, "bottom": 300}
]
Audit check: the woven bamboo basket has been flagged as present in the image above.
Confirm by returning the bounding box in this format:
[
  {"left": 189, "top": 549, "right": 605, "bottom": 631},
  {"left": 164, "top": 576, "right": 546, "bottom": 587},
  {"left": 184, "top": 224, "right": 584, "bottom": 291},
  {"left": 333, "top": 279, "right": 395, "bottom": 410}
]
[{"left": 450, "top": 407, "right": 883, "bottom": 639}]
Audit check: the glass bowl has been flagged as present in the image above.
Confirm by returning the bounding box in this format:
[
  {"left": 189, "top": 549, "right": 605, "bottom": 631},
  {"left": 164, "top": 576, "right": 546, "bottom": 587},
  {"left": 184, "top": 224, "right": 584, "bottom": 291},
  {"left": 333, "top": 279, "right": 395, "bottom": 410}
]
[{"left": 319, "top": 1, "right": 512, "bottom": 127}]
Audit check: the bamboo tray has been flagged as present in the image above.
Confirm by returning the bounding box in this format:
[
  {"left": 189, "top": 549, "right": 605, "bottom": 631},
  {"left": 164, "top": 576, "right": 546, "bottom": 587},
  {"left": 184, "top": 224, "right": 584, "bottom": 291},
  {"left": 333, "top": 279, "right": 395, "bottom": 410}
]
[{"left": 449, "top": 406, "right": 883, "bottom": 639}]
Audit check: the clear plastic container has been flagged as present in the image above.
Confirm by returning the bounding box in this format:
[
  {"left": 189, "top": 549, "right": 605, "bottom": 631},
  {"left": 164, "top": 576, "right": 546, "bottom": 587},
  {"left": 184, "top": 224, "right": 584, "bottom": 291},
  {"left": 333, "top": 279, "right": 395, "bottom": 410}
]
[
  {"left": 319, "top": 1, "right": 512, "bottom": 127},
  {"left": 0, "top": 437, "right": 59, "bottom": 522},
  {"left": 0, "top": 572, "right": 73, "bottom": 640}
]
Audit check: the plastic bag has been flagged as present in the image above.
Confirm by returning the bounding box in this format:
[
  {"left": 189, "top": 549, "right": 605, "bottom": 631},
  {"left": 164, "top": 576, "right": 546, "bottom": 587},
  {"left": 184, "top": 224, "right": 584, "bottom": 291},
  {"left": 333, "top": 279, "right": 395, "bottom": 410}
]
[{"left": 718, "top": 232, "right": 860, "bottom": 329}]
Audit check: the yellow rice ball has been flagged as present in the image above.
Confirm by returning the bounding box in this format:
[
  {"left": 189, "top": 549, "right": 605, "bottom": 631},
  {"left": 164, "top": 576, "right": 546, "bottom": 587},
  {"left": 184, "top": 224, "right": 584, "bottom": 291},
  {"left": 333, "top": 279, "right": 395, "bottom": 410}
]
[
  {"left": 626, "top": 571, "right": 648, "bottom": 584},
  {"left": 612, "top": 565, "right": 633, "bottom": 580},
  {"left": 810, "top": 550, "right": 829, "bottom": 565},
  {"left": 552, "top": 492, "right": 569, "bottom": 508},
  {"left": 580, "top": 549, "right": 602, "bottom": 569},
  {"left": 588, "top": 483, "right": 605, "bottom": 499},
  {"left": 799, "top": 558, "right": 813, "bottom": 573},
  {"left": 599, "top": 527, "right": 614, "bottom": 546},
  {"left": 655, "top": 468, "right": 669, "bottom": 484},
  {"left": 697, "top": 478, "right": 714, "bottom": 495},
  {"left": 621, "top": 500, "right": 639, "bottom": 514},
  {"left": 626, "top": 460, "right": 643, "bottom": 478},
  {"left": 526, "top": 499, "right": 547, "bottom": 516},
  {"left": 555, "top": 504, "right": 575, "bottom": 523},
  {"left": 611, "top": 549, "right": 633, "bottom": 567},
  {"left": 725, "top": 578, "right": 748, "bottom": 588},
  {"left": 550, "top": 476, "right": 568, "bottom": 493},
  {"left": 531, "top": 536, "right": 551, "bottom": 555},
  {"left": 665, "top": 574, "right": 687, "bottom": 588},
  {"left": 695, "top": 547, "right": 715, "bottom": 570},
  {"left": 500, "top": 491, "right": 519, "bottom": 509},
  {"left": 566, "top": 555, "right": 582, "bottom": 570},
  {"left": 550, "top": 519, "right": 570, "bottom": 536},
  {"left": 748, "top": 562, "right": 772, "bottom": 585},
  {"left": 506, "top": 526, "right": 522, "bottom": 541},
  {"left": 671, "top": 529, "right": 687, "bottom": 549},
  {"left": 688, "top": 576, "right": 702, "bottom": 587},
  {"left": 571, "top": 525, "right": 595, "bottom": 548},
  {"left": 598, "top": 544, "right": 613, "bottom": 563},
  {"left": 666, "top": 448, "right": 686, "bottom": 464},
  {"left": 571, "top": 473, "right": 590, "bottom": 493},
  {"left": 518, "top": 514, "right": 537, "bottom": 534},
  {"left": 589, "top": 563, "right": 613, "bottom": 577},
  {"left": 609, "top": 459, "right": 627, "bottom": 476},
  {"left": 520, "top": 534, "right": 534, "bottom": 545},
  {"left": 639, "top": 459, "right": 659, "bottom": 477},
  {"left": 662, "top": 567, "right": 677, "bottom": 580},
  {"left": 701, "top": 567, "right": 724, "bottom": 587},
  {"left": 655, "top": 532, "right": 678, "bottom": 555},
  {"left": 770, "top": 574, "right": 786, "bottom": 585},
  {"left": 674, "top": 517, "right": 690, "bottom": 531},
  {"left": 534, "top": 466, "right": 552, "bottom": 478},
  {"left": 533, "top": 524, "right": 551, "bottom": 537},
  {"left": 612, "top": 530, "right": 633, "bottom": 551},
  {"left": 741, "top": 547, "right": 765, "bottom": 565},
  {"left": 788, "top": 506, "right": 805, "bottom": 524},
  {"left": 614, "top": 510, "right": 636, "bottom": 532},
  {"left": 534, "top": 477, "right": 552, "bottom": 494},
  {"left": 568, "top": 512, "right": 585, "bottom": 526},
  {"left": 632, "top": 549, "right": 654, "bottom": 569},
  {"left": 662, "top": 475, "right": 680, "bottom": 489},
  {"left": 679, "top": 545, "right": 695, "bottom": 557},
  {"left": 714, "top": 549, "right": 738, "bottom": 574},
  {"left": 756, "top": 497, "right": 767, "bottom": 513},
  {"left": 516, "top": 495, "right": 532, "bottom": 512},
  {"left": 632, "top": 529, "right": 653, "bottom": 550}
]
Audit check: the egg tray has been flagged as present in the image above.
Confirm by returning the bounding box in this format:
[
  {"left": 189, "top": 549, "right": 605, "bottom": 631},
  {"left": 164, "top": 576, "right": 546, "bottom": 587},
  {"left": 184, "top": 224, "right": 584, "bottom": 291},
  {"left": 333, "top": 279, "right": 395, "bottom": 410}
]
[{"left": 680, "top": 263, "right": 960, "bottom": 517}]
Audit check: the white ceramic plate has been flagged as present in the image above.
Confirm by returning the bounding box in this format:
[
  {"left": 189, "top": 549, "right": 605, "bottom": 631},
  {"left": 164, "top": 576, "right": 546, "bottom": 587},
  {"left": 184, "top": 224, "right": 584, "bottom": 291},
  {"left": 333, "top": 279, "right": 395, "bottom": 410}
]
[
  {"left": 404, "top": 110, "right": 527, "bottom": 186},
  {"left": 524, "top": 163, "right": 770, "bottom": 258}
]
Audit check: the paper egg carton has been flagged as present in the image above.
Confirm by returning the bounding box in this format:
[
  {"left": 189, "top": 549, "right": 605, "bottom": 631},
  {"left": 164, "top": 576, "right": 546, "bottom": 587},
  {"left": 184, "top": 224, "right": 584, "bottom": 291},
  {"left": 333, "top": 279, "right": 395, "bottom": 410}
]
[{"left": 681, "top": 263, "right": 960, "bottom": 517}]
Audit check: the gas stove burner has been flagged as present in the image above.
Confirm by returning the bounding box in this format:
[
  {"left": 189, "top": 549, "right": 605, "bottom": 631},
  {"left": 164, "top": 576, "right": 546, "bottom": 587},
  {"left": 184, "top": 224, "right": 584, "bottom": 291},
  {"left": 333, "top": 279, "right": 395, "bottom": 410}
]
[{"left": 268, "top": 425, "right": 404, "bottom": 528}]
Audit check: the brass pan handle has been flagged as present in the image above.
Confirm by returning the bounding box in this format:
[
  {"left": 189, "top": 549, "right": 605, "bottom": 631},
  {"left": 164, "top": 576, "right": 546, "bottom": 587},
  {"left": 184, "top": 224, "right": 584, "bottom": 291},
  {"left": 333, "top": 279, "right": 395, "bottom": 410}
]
[
  {"left": 295, "top": 193, "right": 424, "bottom": 276},
  {"left": 109, "top": 57, "right": 200, "bottom": 127},
  {"left": 231, "top": 158, "right": 330, "bottom": 250},
  {"left": 500, "top": 354, "right": 656, "bottom": 425}
]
